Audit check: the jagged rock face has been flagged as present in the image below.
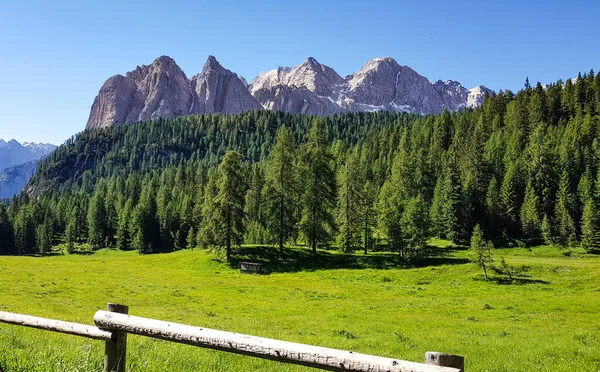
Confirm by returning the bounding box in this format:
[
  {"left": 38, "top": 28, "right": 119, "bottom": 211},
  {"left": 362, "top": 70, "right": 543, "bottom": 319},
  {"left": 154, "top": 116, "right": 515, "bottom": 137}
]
[
  {"left": 86, "top": 56, "right": 261, "bottom": 129},
  {"left": 190, "top": 56, "right": 263, "bottom": 114},
  {"left": 434, "top": 80, "right": 470, "bottom": 111},
  {"left": 253, "top": 85, "right": 342, "bottom": 115},
  {"left": 86, "top": 54, "right": 493, "bottom": 129},
  {"left": 126, "top": 56, "right": 193, "bottom": 122},
  {"left": 250, "top": 56, "right": 491, "bottom": 116},
  {"left": 467, "top": 85, "right": 492, "bottom": 108},
  {"left": 345, "top": 58, "right": 444, "bottom": 114}
]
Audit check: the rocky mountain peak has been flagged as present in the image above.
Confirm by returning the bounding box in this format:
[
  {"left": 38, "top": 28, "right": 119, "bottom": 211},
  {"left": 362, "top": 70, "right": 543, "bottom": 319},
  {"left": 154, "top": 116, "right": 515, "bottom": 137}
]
[
  {"left": 203, "top": 55, "right": 223, "bottom": 71},
  {"left": 87, "top": 54, "right": 493, "bottom": 129}
]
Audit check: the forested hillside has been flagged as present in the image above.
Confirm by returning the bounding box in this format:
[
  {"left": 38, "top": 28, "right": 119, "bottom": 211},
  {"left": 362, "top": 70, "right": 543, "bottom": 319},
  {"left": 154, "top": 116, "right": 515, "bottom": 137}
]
[{"left": 1, "top": 70, "right": 599, "bottom": 258}]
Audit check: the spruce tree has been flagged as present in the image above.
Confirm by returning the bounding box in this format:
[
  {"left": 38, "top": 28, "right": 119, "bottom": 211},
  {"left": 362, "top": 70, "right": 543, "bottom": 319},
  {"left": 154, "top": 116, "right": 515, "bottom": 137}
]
[
  {"left": 520, "top": 180, "right": 541, "bottom": 239},
  {"left": 581, "top": 198, "right": 600, "bottom": 253},
  {"left": 263, "top": 126, "right": 298, "bottom": 252},
  {"left": 244, "top": 166, "right": 267, "bottom": 244},
  {"left": 359, "top": 179, "right": 377, "bottom": 254},
  {"left": 441, "top": 159, "right": 462, "bottom": 243},
  {"left": 87, "top": 185, "right": 108, "bottom": 249},
  {"left": 470, "top": 224, "right": 493, "bottom": 280},
  {"left": 336, "top": 156, "right": 362, "bottom": 253},
  {"left": 429, "top": 177, "right": 444, "bottom": 237},
  {"left": 0, "top": 204, "right": 15, "bottom": 255},
  {"left": 486, "top": 177, "right": 500, "bottom": 235},
  {"left": 400, "top": 195, "right": 429, "bottom": 258},
  {"left": 213, "top": 151, "right": 247, "bottom": 262},
  {"left": 198, "top": 170, "right": 219, "bottom": 248},
  {"left": 299, "top": 119, "right": 337, "bottom": 253},
  {"left": 131, "top": 184, "right": 161, "bottom": 254},
  {"left": 554, "top": 170, "right": 577, "bottom": 247},
  {"left": 500, "top": 162, "right": 522, "bottom": 236}
]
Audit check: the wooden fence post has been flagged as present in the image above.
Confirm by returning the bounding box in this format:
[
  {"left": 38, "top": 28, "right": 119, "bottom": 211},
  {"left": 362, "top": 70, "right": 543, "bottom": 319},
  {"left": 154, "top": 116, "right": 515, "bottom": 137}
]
[
  {"left": 425, "top": 352, "right": 464, "bottom": 371},
  {"left": 103, "top": 303, "right": 129, "bottom": 372}
]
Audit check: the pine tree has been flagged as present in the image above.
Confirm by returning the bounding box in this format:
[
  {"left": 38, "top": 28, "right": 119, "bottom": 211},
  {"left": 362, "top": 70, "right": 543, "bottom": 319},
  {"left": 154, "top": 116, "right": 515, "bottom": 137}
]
[
  {"left": 520, "top": 180, "right": 541, "bottom": 239},
  {"left": 377, "top": 180, "right": 403, "bottom": 254},
  {"left": 500, "top": 162, "right": 522, "bottom": 236},
  {"left": 186, "top": 226, "right": 196, "bottom": 249},
  {"left": 336, "top": 156, "right": 362, "bottom": 253},
  {"left": 470, "top": 224, "right": 493, "bottom": 280},
  {"left": 65, "top": 214, "right": 76, "bottom": 253},
  {"left": 554, "top": 170, "right": 577, "bottom": 247},
  {"left": 0, "top": 204, "right": 15, "bottom": 255},
  {"left": 299, "top": 119, "right": 337, "bottom": 253},
  {"left": 359, "top": 179, "right": 377, "bottom": 254},
  {"left": 429, "top": 177, "right": 444, "bottom": 237},
  {"left": 486, "top": 177, "right": 500, "bottom": 235},
  {"left": 87, "top": 185, "right": 108, "bottom": 249},
  {"left": 116, "top": 198, "right": 133, "bottom": 250},
  {"left": 213, "top": 151, "right": 247, "bottom": 262},
  {"left": 198, "top": 170, "right": 219, "bottom": 248},
  {"left": 244, "top": 166, "right": 267, "bottom": 244},
  {"left": 541, "top": 214, "right": 553, "bottom": 245},
  {"left": 131, "top": 184, "right": 161, "bottom": 254},
  {"left": 263, "top": 126, "right": 298, "bottom": 252},
  {"left": 14, "top": 205, "right": 36, "bottom": 255},
  {"left": 441, "top": 159, "right": 462, "bottom": 243},
  {"left": 581, "top": 198, "right": 600, "bottom": 253},
  {"left": 400, "top": 195, "right": 429, "bottom": 258}
]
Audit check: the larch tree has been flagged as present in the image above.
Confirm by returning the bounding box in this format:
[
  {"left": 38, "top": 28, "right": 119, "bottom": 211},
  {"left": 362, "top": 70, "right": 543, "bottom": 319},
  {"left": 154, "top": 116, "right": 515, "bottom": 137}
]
[
  {"left": 470, "top": 224, "right": 493, "bottom": 280},
  {"left": 336, "top": 154, "right": 362, "bottom": 253},
  {"left": 214, "top": 151, "right": 247, "bottom": 262},
  {"left": 299, "top": 119, "right": 337, "bottom": 253},
  {"left": 0, "top": 204, "right": 15, "bottom": 255},
  {"left": 263, "top": 126, "right": 298, "bottom": 252}
]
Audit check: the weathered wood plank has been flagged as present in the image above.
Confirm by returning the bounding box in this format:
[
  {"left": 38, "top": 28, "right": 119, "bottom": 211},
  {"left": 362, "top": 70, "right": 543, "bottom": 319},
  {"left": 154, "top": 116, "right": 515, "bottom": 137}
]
[
  {"left": 103, "top": 304, "right": 128, "bottom": 372},
  {"left": 94, "top": 311, "right": 460, "bottom": 372},
  {"left": 425, "top": 352, "right": 464, "bottom": 371},
  {"left": 0, "top": 311, "right": 113, "bottom": 341}
]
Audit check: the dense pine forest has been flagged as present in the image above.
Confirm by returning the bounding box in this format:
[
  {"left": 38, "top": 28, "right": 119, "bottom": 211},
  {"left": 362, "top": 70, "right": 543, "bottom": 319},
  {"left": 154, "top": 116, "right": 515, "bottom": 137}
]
[{"left": 1, "top": 71, "right": 600, "bottom": 259}]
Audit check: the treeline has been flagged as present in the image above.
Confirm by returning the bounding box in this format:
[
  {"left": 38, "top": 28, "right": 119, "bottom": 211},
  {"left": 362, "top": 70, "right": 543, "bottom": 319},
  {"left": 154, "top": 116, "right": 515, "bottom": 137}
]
[{"left": 1, "top": 70, "right": 600, "bottom": 258}]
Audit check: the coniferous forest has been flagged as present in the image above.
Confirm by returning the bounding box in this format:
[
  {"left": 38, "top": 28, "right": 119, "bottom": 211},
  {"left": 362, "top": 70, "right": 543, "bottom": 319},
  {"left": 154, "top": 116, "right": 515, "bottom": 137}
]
[{"left": 1, "top": 71, "right": 600, "bottom": 259}]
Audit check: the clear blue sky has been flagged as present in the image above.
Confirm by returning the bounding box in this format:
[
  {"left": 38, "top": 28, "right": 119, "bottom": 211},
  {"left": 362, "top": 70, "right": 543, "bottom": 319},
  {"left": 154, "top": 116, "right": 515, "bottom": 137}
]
[{"left": 0, "top": 0, "right": 598, "bottom": 145}]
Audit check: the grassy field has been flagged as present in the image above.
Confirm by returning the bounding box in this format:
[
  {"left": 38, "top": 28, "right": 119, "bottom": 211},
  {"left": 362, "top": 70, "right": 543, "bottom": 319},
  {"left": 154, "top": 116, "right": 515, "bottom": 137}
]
[{"left": 0, "top": 242, "right": 599, "bottom": 371}]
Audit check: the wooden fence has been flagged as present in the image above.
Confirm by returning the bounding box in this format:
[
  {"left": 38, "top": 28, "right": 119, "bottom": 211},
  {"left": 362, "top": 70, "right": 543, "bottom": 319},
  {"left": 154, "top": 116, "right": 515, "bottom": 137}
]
[{"left": 0, "top": 303, "right": 464, "bottom": 372}]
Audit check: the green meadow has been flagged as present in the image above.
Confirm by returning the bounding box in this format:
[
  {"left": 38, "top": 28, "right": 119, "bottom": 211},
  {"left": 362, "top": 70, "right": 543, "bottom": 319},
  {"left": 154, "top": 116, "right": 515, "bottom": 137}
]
[{"left": 0, "top": 242, "right": 599, "bottom": 371}]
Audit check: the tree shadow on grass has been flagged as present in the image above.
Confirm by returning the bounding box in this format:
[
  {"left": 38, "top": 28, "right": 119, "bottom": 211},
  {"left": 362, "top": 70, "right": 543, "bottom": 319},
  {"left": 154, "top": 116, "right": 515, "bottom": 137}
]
[
  {"left": 479, "top": 277, "right": 551, "bottom": 285},
  {"left": 229, "top": 245, "right": 470, "bottom": 273}
]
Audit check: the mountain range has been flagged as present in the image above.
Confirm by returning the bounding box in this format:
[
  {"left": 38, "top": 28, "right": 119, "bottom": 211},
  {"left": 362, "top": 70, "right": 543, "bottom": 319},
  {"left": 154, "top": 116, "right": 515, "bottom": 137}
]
[
  {"left": 0, "top": 140, "right": 56, "bottom": 198},
  {"left": 0, "top": 140, "right": 56, "bottom": 171},
  {"left": 86, "top": 56, "right": 492, "bottom": 129}
]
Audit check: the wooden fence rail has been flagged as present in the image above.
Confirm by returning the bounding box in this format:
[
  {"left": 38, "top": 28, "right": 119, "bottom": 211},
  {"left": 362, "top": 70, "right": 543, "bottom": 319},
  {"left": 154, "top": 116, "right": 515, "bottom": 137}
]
[{"left": 0, "top": 303, "right": 464, "bottom": 372}]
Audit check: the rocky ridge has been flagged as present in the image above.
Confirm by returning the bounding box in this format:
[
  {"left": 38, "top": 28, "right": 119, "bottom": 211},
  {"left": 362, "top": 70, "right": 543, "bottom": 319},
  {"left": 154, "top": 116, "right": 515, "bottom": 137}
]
[{"left": 87, "top": 55, "right": 492, "bottom": 129}]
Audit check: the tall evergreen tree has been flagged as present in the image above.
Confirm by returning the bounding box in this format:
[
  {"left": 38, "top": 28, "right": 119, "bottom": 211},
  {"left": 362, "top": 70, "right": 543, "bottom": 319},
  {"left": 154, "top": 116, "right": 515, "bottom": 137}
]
[
  {"left": 131, "top": 183, "right": 161, "bottom": 254},
  {"left": 87, "top": 184, "right": 108, "bottom": 249},
  {"left": 0, "top": 204, "right": 15, "bottom": 255},
  {"left": 400, "top": 195, "right": 429, "bottom": 258},
  {"left": 336, "top": 155, "right": 362, "bottom": 253},
  {"left": 581, "top": 198, "right": 600, "bottom": 252},
  {"left": 485, "top": 177, "right": 500, "bottom": 235},
  {"left": 213, "top": 151, "right": 247, "bottom": 262},
  {"left": 244, "top": 166, "right": 267, "bottom": 244},
  {"left": 520, "top": 180, "right": 541, "bottom": 239},
  {"left": 554, "top": 170, "right": 577, "bottom": 247},
  {"left": 263, "top": 126, "right": 298, "bottom": 252},
  {"left": 299, "top": 119, "right": 337, "bottom": 253},
  {"left": 441, "top": 158, "right": 462, "bottom": 243}
]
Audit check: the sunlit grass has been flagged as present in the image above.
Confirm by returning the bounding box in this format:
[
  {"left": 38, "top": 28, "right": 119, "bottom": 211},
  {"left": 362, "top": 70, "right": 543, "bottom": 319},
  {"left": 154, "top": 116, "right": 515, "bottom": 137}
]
[{"left": 0, "top": 242, "right": 599, "bottom": 371}]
